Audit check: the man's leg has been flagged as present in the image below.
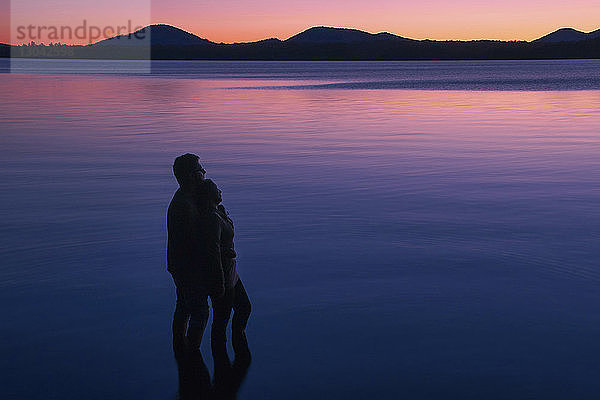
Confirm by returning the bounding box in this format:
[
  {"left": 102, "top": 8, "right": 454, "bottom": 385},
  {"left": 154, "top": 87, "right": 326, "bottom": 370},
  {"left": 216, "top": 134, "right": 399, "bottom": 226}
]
[
  {"left": 186, "top": 291, "right": 209, "bottom": 350},
  {"left": 172, "top": 280, "right": 190, "bottom": 352}
]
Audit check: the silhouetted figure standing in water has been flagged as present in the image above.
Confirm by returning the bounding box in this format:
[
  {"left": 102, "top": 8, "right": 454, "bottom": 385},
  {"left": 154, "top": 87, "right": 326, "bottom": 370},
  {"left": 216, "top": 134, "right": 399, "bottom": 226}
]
[
  {"left": 167, "top": 154, "right": 251, "bottom": 355},
  {"left": 168, "top": 153, "right": 211, "bottom": 350},
  {"left": 199, "top": 179, "right": 252, "bottom": 359}
]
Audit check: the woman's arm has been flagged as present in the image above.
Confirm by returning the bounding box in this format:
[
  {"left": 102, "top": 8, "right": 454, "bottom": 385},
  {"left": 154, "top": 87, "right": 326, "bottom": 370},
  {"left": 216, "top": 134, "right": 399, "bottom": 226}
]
[{"left": 205, "top": 211, "right": 225, "bottom": 297}]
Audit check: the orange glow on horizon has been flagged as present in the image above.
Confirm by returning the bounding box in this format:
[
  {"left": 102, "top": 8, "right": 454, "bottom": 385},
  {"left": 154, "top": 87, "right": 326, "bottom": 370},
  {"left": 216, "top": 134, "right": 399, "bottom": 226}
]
[
  {"left": 3, "top": 0, "right": 600, "bottom": 45},
  {"left": 148, "top": 0, "right": 600, "bottom": 43}
]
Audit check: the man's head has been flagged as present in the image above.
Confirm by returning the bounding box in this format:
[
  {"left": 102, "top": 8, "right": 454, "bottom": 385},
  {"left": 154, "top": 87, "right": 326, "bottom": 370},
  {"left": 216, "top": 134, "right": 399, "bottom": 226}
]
[{"left": 173, "top": 153, "right": 206, "bottom": 189}]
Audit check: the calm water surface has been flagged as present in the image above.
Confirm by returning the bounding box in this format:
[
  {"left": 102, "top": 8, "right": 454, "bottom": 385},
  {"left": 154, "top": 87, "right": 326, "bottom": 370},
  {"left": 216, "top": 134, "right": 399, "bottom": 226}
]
[{"left": 1, "top": 59, "right": 600, "bottom": 399}]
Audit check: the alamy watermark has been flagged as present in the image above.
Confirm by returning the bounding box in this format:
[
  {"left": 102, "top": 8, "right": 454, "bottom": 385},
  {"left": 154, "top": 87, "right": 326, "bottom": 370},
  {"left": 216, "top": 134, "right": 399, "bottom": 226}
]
[
  {"left": 9, "top": 0, "right": 152, "bottom": 72},
  {"left": 14, "top": 19, "right": 146, "bottom": 45}
]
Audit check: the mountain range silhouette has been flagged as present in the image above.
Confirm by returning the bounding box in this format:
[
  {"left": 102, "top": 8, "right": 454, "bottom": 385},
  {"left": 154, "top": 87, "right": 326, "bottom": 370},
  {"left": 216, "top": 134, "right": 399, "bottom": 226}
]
[
  {"left": 93, "top": 24, "right": 600, "bottom": 46},
  {"left": 3, "top": 24, "right": 599, "bottom": 60},
  {"left": 91, "top": 24, "right": 417, "bottom": 46}
]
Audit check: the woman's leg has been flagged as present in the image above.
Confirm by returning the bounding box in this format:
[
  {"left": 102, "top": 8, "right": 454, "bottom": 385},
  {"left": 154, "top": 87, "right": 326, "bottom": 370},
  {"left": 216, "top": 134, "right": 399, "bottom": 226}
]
[
  {"left": 210, "top": 280, "right": 251, "bottom": 356},
  {"left": 231, "top": 280, "right": 251, "bottom": 358},
  {"left": 210, "top": 287, "right": 234, "bottom": 354},
  {"left": 232, "top": 280, "right": 251, "bottom": 334}
]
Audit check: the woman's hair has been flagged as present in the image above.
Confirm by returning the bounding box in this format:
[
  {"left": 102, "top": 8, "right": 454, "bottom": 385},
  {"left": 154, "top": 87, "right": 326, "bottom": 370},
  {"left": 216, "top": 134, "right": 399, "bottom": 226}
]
[{"left": 197, "top": 179, "right": 220, "bottom": 211}]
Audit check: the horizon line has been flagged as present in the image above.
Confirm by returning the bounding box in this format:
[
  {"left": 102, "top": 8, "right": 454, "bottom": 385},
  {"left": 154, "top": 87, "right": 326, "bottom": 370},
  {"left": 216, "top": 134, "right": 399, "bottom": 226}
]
[{"left": 3, "top": 23, "right": 600, "bottom": 46}]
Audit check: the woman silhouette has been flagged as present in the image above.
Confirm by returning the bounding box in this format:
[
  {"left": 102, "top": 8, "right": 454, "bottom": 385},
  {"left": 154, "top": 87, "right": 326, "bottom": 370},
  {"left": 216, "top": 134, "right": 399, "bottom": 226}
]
[{"left": 199, "top": 179, "right": 251, "bottom": 358}]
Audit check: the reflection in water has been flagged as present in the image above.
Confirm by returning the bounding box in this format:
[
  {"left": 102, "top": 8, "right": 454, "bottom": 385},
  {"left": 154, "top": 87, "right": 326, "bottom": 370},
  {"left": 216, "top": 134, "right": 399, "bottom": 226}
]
[
  {"left": 175, "top": 349, "right": 212, "bottom": 400},
  {"left": 174, "top": 334, "right": 251, "bottom": 400}
]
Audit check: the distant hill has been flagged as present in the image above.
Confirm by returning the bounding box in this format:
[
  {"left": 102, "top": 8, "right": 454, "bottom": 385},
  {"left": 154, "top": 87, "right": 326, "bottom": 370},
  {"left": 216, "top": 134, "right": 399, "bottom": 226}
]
[
  {"left": 534, "top": 28, "right": 600, "bottom": 43},
  {"left": 94, "top": 24, "right": 213, "bottom": 46},
  {"left": 285, "top": 26, "right": 412, "bottom": 43}
]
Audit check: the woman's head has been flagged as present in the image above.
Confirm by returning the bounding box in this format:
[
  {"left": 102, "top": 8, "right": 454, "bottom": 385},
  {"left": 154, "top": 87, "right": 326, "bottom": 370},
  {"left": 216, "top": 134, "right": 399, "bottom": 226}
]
[{"left": 199, "top": 178, "right": 222, "bottom": 207}]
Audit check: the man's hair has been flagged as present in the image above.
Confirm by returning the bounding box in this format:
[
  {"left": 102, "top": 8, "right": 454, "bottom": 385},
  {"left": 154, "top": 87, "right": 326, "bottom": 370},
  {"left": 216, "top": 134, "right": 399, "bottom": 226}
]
[{"left": 173, "top": 153, "right": 200, "bottom": 186}]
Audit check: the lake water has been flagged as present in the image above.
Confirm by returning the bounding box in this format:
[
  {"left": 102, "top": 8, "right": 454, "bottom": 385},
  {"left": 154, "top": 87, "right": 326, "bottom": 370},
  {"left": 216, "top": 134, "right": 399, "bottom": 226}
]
[{"left": 1, "top": 59, "right": 600, "bottom": 399}]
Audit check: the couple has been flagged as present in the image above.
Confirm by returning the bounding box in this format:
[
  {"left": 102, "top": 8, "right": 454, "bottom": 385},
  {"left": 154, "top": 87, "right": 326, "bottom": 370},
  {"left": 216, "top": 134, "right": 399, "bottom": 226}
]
[{"left": 167, "top": 153, "right": 251, "bottom": 359}]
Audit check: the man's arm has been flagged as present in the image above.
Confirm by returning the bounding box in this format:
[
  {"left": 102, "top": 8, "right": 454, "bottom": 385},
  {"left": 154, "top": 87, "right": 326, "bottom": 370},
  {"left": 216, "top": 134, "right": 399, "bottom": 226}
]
[{"left": 167, "top": 197, "right": 192, "bottom": 274}]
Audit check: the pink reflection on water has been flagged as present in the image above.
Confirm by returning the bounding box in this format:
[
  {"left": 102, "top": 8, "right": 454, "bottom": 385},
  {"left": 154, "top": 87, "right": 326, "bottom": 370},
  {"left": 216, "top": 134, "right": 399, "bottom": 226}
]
[{"left": 2, "top": 74, "right": 600, "bottom": 169}]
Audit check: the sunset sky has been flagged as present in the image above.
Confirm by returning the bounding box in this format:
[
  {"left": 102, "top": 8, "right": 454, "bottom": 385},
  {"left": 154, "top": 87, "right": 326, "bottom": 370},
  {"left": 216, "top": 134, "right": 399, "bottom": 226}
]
[{"left": 4, "top": 0, "right": 600, "bottom": 44}]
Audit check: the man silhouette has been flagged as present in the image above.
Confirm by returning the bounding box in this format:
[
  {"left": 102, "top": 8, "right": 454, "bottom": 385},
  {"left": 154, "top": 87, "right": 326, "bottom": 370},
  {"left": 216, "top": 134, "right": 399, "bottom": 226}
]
[{"left": 167, "top": 153, "right": 217, "bottom": 350}]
